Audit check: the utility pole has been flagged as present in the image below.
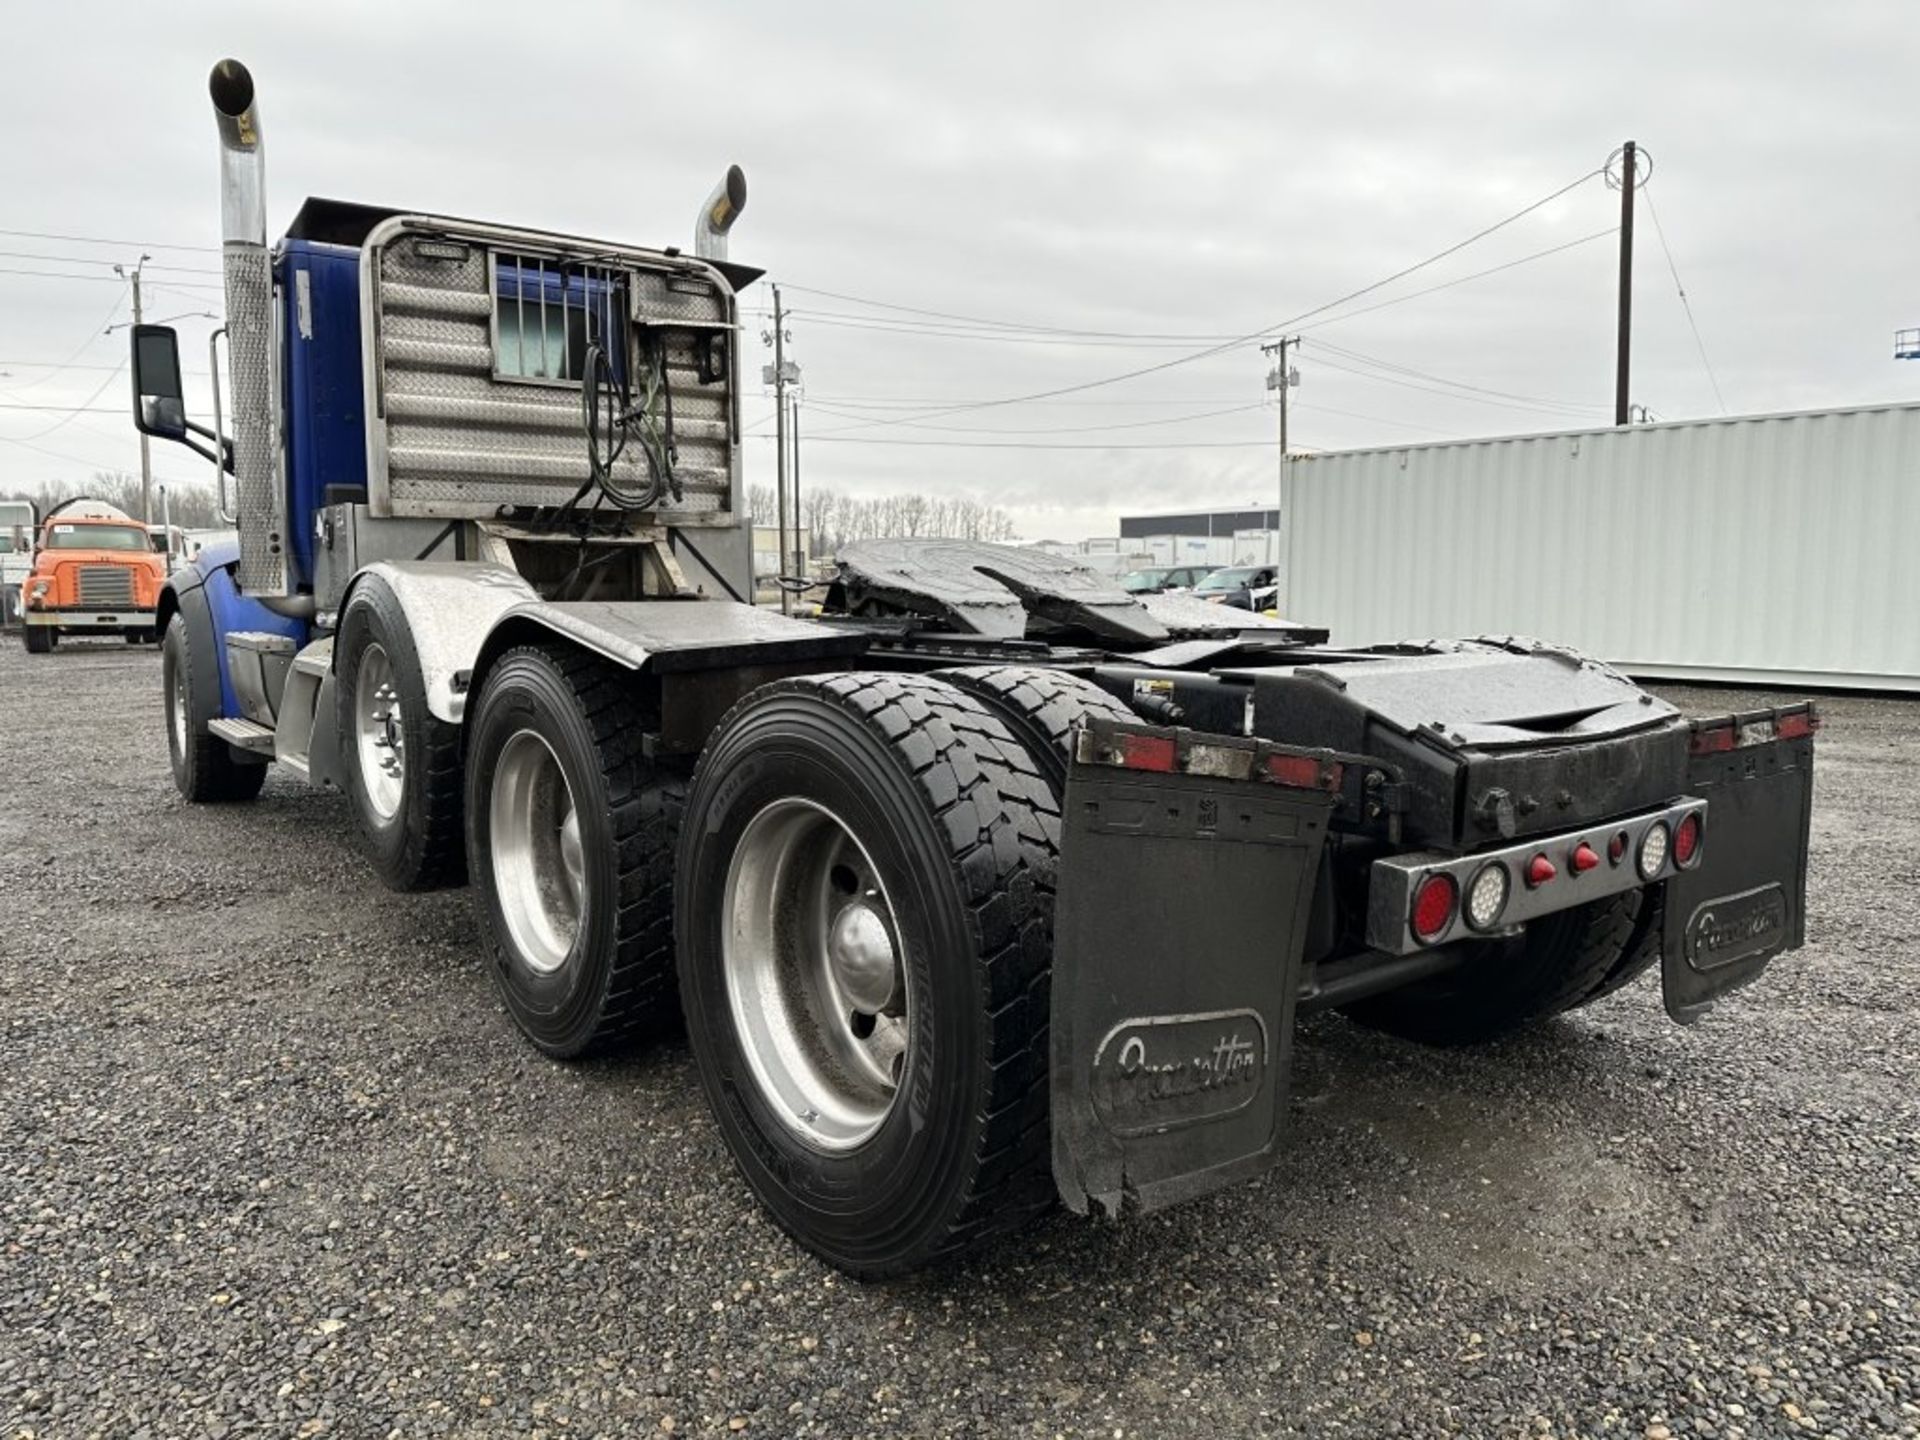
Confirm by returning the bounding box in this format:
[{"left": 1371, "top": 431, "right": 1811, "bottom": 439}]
[
  {"left": 1614, "top": 140, "right": 1637, "bottom": 427},
  {"left": 1262, "top": 335, "right": 1299, "bottom": 571},
  {"left": 115, "top": 255, "right": 154, "bottom": 522},
  {"left": 791, "top": 396, "right": 803, "bottom": 582},
  {"left": 771, "top": 283, "right": 789, "bottom": 614},
  {"left": 762, "top": 287, "right": 804, "bottom": 613}
]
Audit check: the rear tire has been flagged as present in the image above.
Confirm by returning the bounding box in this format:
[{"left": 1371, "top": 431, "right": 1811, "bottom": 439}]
[
  {"left": 336, "top": 579, "right": 465, "bottom": 891},
  {"left": 163, "top": 613, "right": 267, "bottom": 803},
  {"left": 936, "top": 665, "right": 1137, "bottom": 793},
  {"left": 677, "top": 673, "right": 1059, "bottom": 1278},
  {"left": 466, "top": 646, "right": 684, "bottom": 1058},
  {"left": 1342, "top": 890, "right": 1645, "bottom": 1046},
  {"left": 22, "top": 625, "right": 51, "bottom": 654}
]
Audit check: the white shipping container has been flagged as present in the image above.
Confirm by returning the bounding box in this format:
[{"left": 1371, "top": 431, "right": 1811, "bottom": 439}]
[
  {"left": 1282, "top": 402, "right": 1920, "bottom": 691},
  {"left": 1232, "top": 528, "right": 1280, "bottom": 565}
]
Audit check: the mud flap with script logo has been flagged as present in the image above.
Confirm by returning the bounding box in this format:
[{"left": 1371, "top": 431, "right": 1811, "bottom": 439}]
[
  {"left": 1050, "top": 729, "right": 1337, "bottom": 1217},
  {"left": 1662, "top": 706, "right": 1817, "bottom": 1022}
]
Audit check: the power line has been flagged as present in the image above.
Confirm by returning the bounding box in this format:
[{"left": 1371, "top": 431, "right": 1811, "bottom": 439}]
[
  {"left": 1293, "top": 227, "right": 1616, "bottom": 333},
  {"left": 0, "top": 249, "right": 222, "bottom": 278},
  {"left": 784, "top": 311, "right": 1235, "bottom": 348},
  {"left": 0, "top": 227, "right": 219, "bottom": 255},
  {"left": 800, "top": 399, "right": 1272, "bottom": 436},
  {"left": 2, "top": 361, "right": 127, "bottom": 443},
  {"left": 799, "top": 166, "right": 1607, "bottom": 436},
  {"left": 0, "top": 402, "right": 122, "bottom": 414},
  {"left": 783, "top": 287, "right": 1245, "bottom": 342},
  {"left": 1308, "top": 351, "right": 1604, "bottom": 419},
  {"left": 1643, "top": 190, "right": 1728, "bottom": 414},
  {"left": 0, "top": 290, "right": 128, "bottom": 396},
  {"left": 763, "top": 435, "right": 1293, "bottom": 451},
  {"left": 1309, "top": 339, "right": 1611, "bottom": 412}
]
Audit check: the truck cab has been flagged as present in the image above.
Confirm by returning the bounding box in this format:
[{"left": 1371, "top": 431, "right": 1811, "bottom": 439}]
[
  {"left": 17, "top": 500, "right": 166, "bottom": 651},
  {"left": 0, "top": 499, "right": 35, "bottom": 627}
]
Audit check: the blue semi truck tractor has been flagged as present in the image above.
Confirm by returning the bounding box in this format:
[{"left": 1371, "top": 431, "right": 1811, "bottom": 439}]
[{"left": 134, "top": 59, "right": 1820, "bottom": 1278}]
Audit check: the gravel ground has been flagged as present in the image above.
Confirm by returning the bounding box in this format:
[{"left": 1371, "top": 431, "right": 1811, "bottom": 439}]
[{"left": 1, "top": 639, "right": 1915, "bottom": 1440}]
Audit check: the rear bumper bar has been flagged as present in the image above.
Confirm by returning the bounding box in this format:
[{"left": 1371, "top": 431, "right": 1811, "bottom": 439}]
[{"left": 1365, "top": 797, "right": 1707, "bottom": 954}]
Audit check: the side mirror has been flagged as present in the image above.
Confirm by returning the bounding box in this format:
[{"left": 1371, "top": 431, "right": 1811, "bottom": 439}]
[{"left": 130, "top": 324, "right": 188, "bottom": 440}]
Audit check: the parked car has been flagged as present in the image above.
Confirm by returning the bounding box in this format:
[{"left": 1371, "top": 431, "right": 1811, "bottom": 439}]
[
  {"left": 1193, "top": 563, "right": 1279, "bottom": 610},
  {"left": 1118, "top": 563, "right": 1217, "bottom": 594}
]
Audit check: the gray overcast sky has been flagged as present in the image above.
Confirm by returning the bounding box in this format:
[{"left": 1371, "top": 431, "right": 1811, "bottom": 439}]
[{"left": 3, "top": 1, "right": 1915, "bottom": 539}]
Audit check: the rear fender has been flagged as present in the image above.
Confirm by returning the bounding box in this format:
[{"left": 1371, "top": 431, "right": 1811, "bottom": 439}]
[
  {"left": 1050, "top": 719, "right": 1351, "bottom": 1217},
  {"left": 1660, "top": 705, "right": 1818, "bottom": 1021},
  {"left": 337, "top": 561, "right": 538, "bottom": 723}
]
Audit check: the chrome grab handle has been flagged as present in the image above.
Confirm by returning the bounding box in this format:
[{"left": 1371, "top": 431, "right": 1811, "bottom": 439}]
[{"left": 208, "top": 326, "right": 236, "bottom": 524}]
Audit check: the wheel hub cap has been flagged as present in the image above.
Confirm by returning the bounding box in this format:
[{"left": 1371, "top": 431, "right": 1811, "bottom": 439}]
[{"left": 827, "top": 903, "right": 898, "bottom": 1014}]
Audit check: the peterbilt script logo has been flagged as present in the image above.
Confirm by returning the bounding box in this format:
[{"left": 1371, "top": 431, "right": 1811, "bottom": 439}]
[
  {"left": 1684, "top": 883, "right": 1790, "bottom": 972},
  {"left": 1091, "top": 1010, "right": 1269, "bottom": 1138}
]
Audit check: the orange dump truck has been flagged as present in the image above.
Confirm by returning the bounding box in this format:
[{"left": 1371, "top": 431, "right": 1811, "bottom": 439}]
[{"left": 19, "top": 499, "right": 167, "bottom": 653}]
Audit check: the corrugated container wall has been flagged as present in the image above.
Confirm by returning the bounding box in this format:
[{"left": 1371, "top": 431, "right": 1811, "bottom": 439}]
[{"left": 1283, "top": 403, "right": 1920, "bottom": 691}]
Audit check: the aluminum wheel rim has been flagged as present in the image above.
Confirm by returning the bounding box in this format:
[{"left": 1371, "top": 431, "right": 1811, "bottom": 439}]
[
  {"left": 723, "top": 798, "right": 911, "bottom": 1152},
  {"left": 489, "top": 730, "right": 584, "bottom": 976},
  {"left": 351, "top": 643, "right": 404, "bottom": 821},
  {"left": 168, "top": 654, "right": 188, "bottom": 759}
]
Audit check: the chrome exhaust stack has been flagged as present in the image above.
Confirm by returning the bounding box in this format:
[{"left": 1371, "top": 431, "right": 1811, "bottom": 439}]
[
  {"left": 210, "top": 58, "right": 291, "bottom": 600},
  {"left": 694, "top": 165, "right": 747, "bottom": 261}
]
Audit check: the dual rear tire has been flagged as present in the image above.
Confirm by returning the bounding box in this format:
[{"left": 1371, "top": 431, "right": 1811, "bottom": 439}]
[{"left": 463, "top": 660, "right": 1083, "bottom": 1276}]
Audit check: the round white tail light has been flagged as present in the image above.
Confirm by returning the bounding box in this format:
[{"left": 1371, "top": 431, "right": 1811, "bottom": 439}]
[
  {"left": 1636, "top": 821, "right": 1670, "bottom": 880},
  {"left": 1465, "top": 863, "right": 1511, "bottom": 930}
]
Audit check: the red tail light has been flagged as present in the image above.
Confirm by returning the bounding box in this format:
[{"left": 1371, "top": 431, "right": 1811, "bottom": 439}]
[
  {"left": 1117, "top": 733, "right": 1178, "bottom": 773},
  {"left": 1689, "top": 724, "right": 1737, "bottom": 755},
  {"left": 1410, "top": 873, "right": 1459, "bottom": 944},
  {"left": 1267, "top": 753, "right": 1343, "bottom": 791},
  {"left": 1569, "top": 841, "right": 1600, "bottom": 874},
  {"left": 1525, "top": 854, "right": 1557, "bottom": 888},
  {"left": 1775, "top": 711, "right": 1819, "bottom": 740},
  {"left": 1673, "top": 811, "right": 1702, "bottom": 867}
]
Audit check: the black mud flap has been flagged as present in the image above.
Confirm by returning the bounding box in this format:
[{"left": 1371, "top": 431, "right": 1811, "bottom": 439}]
[
  {"left": 1051, "top": 722, "right": 1340, "bottom": 1217},
  {"left": 1662, "top": 706, "right": 1818, "bottom": 1022}
]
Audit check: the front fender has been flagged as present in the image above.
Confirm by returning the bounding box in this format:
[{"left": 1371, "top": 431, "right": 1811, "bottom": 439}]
[{"left": 161, "top": 545, "right": 307, "bottom": 719}]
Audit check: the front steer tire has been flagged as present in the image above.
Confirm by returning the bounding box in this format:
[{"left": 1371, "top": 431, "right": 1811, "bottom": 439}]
[
  {"left": 1342, "top": 889, "right": 1646, "bottom": 1047},
  {"left": 336, "top": 578, "right": 465, "bottom": 891},
  {"left": 22, "top": 625, "right": 52, "bottom": 654},
  {"left": 677, "top": 673, "right": 1060, "bottom": 1278},
  {"left": 162, "top": 613, "right": 267, "bottom": 803},
  {"left": 465, "top": 646, "right": 684, "bottom": 1059}
]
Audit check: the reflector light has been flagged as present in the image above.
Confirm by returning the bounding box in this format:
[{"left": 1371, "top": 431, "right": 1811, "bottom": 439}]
[
  {"left": 1608, "top": 831, "right": 1628, "bottom": 865},
  {"left": 1570, "top": 841, "right": 1600, "bottom": 874},
  {"left": 1268, "top": 753, "right": 1341, "bottom": 790},
  {"left": 1689, "top": 725, "right": 1737, "bottom": 756},
  {"left": 1410, "top": 872, "right": 1459, "bottom": 943},
  {"left": 1465, "top": 863, "right": 1510, "bottom": 930},
  {"left": 1775, "top": 711, "right": 1819, "bottom": 740},
  {"left": 1673, "top": 811, "right": 1702, "bottom": 867},
  {"left": 1525, "top": 854, "right": 1557, "bottom": 889},
  {"left": 1117, "top": 733, "right": 1178, "bottom": 773},
  {"left": 1637, "top": 821, "right": 1670, "bottom": 880}
]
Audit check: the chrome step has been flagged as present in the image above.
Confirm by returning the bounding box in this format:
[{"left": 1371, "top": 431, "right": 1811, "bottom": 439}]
[{"left": 208, "top": 716, "right": 276, "bottom": 754}]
